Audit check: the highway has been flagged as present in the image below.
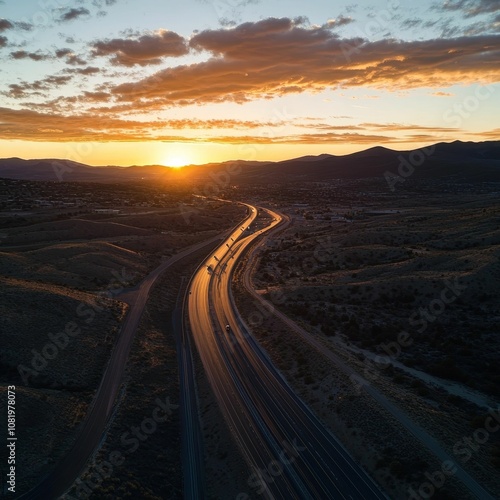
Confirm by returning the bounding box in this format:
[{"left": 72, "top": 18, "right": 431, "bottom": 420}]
[
  {"left": 188, "top": 205, "right": 386, "bottom": 499},
  {"left": 174, "top": 277, "right": 206, "bottom": 500},
  {"left": 242, "top": 215, "right": 496, "bottom": 500},
  {"left": 19, "top": 234, "right": 225, "bottom": 500}
]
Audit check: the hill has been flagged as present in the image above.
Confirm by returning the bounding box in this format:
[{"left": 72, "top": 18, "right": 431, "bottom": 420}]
[{"left": 0, "top": 141, "right": 498, "bottom": 184}]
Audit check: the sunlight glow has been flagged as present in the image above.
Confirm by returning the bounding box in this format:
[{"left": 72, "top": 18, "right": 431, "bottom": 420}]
[{"left": 163, "top": 154, "right": 190, "bottom": 168}]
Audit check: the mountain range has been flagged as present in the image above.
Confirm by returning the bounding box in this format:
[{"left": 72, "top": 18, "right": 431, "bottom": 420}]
[{"left": 1, "top": 140, "right": 499, "bottom": 184}]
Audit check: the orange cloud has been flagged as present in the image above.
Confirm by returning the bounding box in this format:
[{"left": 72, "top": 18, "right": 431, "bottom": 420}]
[
  {"left": 0, "top": 106, "right": 484, "bottom": 145},
  {"left": 106, "top": 18, "right": 500, "bottom": 106}
]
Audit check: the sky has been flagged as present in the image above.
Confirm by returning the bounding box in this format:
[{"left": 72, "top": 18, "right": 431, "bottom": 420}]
[{"left": 0, "top": 0, "right": 499, "bottom": 166}]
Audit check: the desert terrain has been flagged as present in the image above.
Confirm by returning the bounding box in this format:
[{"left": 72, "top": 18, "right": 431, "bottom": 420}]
[
  {"left": 230, "top": 176, "right": 500, "bottom": 498},
  {"left": 0, "top": 177, "right": 246, "bottom": 495}
]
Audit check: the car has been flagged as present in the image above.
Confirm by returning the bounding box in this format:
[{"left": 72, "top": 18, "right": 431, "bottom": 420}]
[{"left": 225, "top": 324, "right": 230, "bottom": 332}]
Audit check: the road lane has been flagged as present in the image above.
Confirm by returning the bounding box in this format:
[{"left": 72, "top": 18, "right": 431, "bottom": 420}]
[{"left": 188, "top": 205, "right": 387, "bottom": 499}]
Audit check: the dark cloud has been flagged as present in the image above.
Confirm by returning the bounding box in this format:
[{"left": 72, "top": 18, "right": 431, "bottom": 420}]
[
  {"left": 0, "top": 19, "right": 14, "bottom": 32},
  {"left": 58, "top": 8, "right": 91, "bottom": 22},
  {"left": 91, "top": 29, "right": 188, "bottom": 66},
  {"left": 10, "top": 50, "right": 50, "bottom": 61},
  {"left": 0, "top": 36, "right": 7, "bottom": 48},
  {"left": 108, "top": 18, "right": 500, "bottom": 107},
  {"left": 74, "top": 66, "right": 100, "bottom": 75},
  {"left": 440, "top": 0, "right": 500, "bottom": 17},
  {"left": 4, "top": 74, "right": 72, "bottom": 99},
  {"left": 401, "top": 18, "right": 423, "bottom": 29},
  {"left": 14, "top": 22, "right": 34, "bottom": 31},
  {"left": 55, "top": 48, "right": 72, "bottom": 58},
  {"left": 66, "top": 54, "right": 87, "bottom": 65},
  {"left": 44, "top": 75, "right": 73, "bottom": 86},
  {"left": 54, "top": 48, "right": 88, "bottom": 65}
]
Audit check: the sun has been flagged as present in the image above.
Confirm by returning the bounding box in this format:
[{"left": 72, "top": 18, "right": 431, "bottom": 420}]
[{"left": 163, "top": 154, "right": 190, "bottom": 168}]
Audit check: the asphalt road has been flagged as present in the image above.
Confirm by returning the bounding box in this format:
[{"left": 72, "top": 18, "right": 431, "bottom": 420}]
[
  {"left": 242, "top": 220, "right": 496, "bottom": 500},
  {"left": 18, "top": 234, "right": 225, "bottom": 500},
  {"left": 175, "top": 276, "right": 206, "bottom": 500},
  {"left": 188, "top": 206, "right": 387, "bottom": 499}
]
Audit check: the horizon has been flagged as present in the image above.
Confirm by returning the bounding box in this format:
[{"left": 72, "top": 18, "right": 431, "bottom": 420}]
[
  {"left": 0, "top": 1, "right": 498, "bottom": 166},
  {"left": 2, "top": 138, "right": 497, "bottom": 169}
]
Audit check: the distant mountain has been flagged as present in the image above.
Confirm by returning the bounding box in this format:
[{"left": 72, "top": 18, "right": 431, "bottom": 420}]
[
  {"left": 237, "top": 141, "right": 500, "bottom": 183},
  {"left": 0, "top": 157, "right": 270, "bottom": 183},
  {"left": 0, "top": 141, "right": 498, "bottom": 184},
  {"left": 284, "top": 153, "right": 335, "bottom": 162}
]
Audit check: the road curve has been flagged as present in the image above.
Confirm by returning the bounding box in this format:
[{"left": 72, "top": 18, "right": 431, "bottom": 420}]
[
  {"left": 188, "top": 205, "right": 387, "bottom": 499},
  {"left": 242, "top": 214, "right": 496, "bottom": 500},
  {"left": 19, "top": 234, "right": 226, "bottom": 500}
]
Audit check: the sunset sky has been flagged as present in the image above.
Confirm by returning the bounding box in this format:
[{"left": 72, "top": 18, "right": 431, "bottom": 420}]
[{"left": 0, "top": 0, "right": 499, "bottom": 166}]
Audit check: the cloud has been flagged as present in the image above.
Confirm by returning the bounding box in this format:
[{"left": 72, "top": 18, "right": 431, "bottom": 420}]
[
  {"left": 4, "top": 74, "right": 73, "bottom": 99},
  {"left": 472, "top": 127, "right": 500, "bottom": 138},
  {"left": 66, "top": 54, "right": 87, "bottom": 65},
  {"left": 82, "top": 91, "right": 111, "bottom": 102},
  {"left": 54, "top": 48, "right": 88, "bottom": 65},
  {"left": 439, "top": 0, "right": 500, "bottom": 17},
  {"left": 0, "top": 19, "right": 13, "bottom": 32},
  {"left": 14, "top": 21, "right": 34, "bottom": 31},
  {"left": 0, "top": 103, "right": 472, "bottom": 145},
  {"left": 0, "top": 36, "right": 7, "bottom": 48},
  {"left": 359, "top": 123, "right": 459, "bottom": 132},
  {"left": 401, "top": 18, "right": 423, "bottom": 29},
  {"left": 432, "top": 91, "right": 454, "bottom": 96},
  {"left": 91, "top": 29, "right": 189, "bottom": 66},
  {"left": 325, "top": 16, "right": 354, "bottom": 28},
  {"left": 70, "top": 66, "right": 101, "bottom": 75},
  {"left": 210, "top": 132, "right": 395, "bottom": 145},
  {"left": 55, "top": 48, "right": 72, "bottom": 58},
  {"left": 10, "top": 50, "right": 50, "bottom": 61},
  {"left": 108, "top": 18, "right": 500, "bottom": 107},
  {"left": 58, "top": 8, "right": 91, "bottom": 23}
]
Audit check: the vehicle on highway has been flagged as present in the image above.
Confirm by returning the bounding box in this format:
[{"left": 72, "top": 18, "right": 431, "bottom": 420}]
[
  {"left": 225, "top": 324, "right": 230, "bottom": 332},
  {"left": 207, "top": 265, "right": 213, "bottom": 273}
]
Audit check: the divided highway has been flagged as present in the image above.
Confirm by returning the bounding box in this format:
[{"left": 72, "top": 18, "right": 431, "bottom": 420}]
[{"left": 188, "top": 205, "right": 386, "bottom": 499}]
